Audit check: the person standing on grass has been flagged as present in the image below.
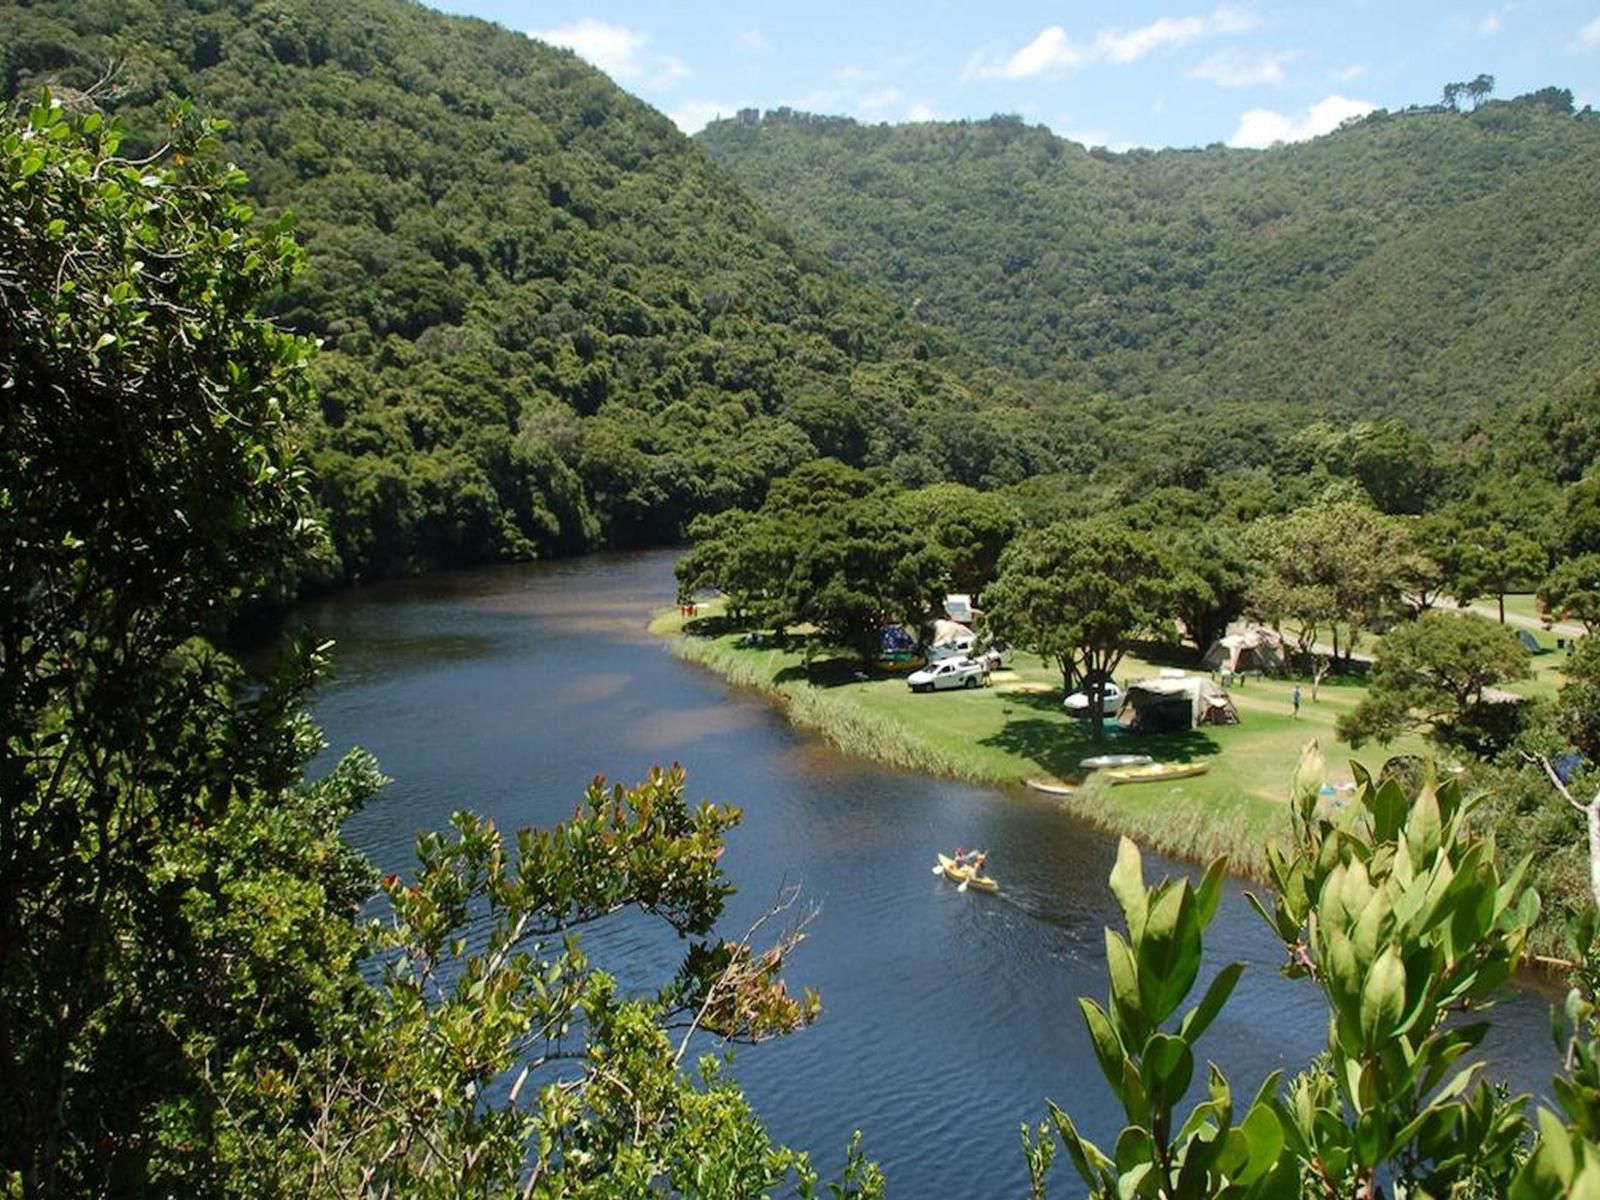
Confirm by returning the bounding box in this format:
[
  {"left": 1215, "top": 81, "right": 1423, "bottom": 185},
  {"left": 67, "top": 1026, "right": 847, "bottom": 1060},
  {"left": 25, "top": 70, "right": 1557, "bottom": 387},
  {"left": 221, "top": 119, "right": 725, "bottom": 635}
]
[{"left": 1292, "top": 685, "right": 1302, "bottom": 719}]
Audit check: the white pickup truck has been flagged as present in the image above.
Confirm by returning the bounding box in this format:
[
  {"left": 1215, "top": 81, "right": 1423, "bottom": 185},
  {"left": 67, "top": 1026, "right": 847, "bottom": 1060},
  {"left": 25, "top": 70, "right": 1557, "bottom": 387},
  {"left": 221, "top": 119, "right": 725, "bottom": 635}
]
[{"left": 906, "top": 657, "right": 987, "bottom": 693}]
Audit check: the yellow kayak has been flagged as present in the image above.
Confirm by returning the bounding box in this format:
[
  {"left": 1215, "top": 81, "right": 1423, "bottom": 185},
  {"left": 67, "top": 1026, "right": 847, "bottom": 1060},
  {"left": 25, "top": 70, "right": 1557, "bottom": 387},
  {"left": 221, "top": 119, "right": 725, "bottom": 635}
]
[
  {"left": 937, "top": 853, "right": 999, "bottom": 892},
  {"left": 1104, "top": 762, "right": 1209, "bottom": 785}
]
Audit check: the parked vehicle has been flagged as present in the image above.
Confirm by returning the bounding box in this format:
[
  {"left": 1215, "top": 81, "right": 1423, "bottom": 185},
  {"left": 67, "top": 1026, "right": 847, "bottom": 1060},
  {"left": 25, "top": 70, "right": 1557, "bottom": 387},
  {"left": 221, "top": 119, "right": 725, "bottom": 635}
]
[
  {"left": 926, "top": 635, "right": 977, "bottom": 663},
  {"left": 1063, "top": 681, "right": 1123, "bottom": 716},
  {"left": 981, "top": 640, "right": 1014, "bottom": 670},
  {"left": 907, "top": 657, "right": 987, "bottom": 692}
]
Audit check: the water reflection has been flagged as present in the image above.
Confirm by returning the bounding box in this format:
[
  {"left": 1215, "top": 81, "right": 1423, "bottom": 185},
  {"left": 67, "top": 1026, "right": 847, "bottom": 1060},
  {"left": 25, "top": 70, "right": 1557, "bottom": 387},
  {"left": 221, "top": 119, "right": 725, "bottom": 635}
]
[{"left": 303, "top": 549, "right": 1560, "bottom": 1195}]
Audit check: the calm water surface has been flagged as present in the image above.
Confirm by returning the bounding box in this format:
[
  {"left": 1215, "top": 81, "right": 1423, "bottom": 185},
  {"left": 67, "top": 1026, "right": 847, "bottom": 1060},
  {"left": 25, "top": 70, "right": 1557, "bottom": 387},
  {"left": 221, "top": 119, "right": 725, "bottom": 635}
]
[{"left": 301, "top": 550, "right": 1557, "bottom": 1195}]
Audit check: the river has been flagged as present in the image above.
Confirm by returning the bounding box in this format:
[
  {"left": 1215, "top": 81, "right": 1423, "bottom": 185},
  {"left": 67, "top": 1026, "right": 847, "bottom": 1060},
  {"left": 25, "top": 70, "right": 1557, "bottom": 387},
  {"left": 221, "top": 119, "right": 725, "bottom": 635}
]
[{"left": 299, "top": 549, "right": 1559, "bottom": 1194}]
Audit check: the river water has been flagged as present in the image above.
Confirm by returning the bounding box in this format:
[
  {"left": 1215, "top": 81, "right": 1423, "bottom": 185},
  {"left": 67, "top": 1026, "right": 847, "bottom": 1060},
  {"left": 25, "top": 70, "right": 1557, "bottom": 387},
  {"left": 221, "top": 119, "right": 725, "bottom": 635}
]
[{"left": 300, "top": 549, "right": 1559, "bottom": 1194}]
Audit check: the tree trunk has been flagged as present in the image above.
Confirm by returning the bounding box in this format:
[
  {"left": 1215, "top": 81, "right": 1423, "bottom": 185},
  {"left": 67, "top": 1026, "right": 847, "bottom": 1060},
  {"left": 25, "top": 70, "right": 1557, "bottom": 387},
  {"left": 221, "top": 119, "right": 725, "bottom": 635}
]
[
  {"left": 1498, "top": 593, "right": 1506, "bottom": 624},
  {"left": 1090, "top": 680, "right": 1106, "bottom": 744}
]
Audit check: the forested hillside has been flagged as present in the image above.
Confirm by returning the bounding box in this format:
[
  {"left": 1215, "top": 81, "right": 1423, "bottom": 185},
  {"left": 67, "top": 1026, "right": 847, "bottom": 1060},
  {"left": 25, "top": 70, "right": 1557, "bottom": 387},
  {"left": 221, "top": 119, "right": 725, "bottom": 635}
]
[
  {"left": 1, "top": 0, "right": 1096, "bottom": 582},
  {"left": 700, "top": 97, "right": 1600, "bottom": 432}
]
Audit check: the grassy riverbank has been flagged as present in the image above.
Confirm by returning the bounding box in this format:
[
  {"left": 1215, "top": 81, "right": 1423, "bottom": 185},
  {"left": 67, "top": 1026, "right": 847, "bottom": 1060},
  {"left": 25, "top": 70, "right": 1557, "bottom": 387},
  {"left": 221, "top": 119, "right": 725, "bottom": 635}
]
[{"left": 650, "top": 605, "right": 1444, "bottom": 878}]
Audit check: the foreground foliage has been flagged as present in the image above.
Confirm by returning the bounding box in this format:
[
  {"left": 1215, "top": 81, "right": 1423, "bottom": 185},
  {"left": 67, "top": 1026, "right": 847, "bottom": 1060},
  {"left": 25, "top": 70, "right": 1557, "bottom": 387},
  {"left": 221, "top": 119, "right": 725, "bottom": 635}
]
[
  {"left": 1032, "top": 747, "right": 1600, "bottom": 1199},
  {"left": 0, "top": 93, "right": 382, "bottom": 1196},
  {"left": 0, "top": 103, "right": 874, "bottom": 1199}
]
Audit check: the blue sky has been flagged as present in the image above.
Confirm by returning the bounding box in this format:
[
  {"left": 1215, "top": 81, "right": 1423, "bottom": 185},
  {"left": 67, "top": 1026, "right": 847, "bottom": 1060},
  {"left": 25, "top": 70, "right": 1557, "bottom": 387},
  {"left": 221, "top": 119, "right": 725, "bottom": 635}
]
[{"left": 434, "top": 2, "right": 1599, "bottom": 148}]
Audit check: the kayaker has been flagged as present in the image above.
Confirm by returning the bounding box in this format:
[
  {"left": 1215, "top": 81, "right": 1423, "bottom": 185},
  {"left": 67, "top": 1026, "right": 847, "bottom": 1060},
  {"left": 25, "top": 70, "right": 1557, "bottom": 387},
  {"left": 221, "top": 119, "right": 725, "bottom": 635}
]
[{"left": 971, "top": 851, "right": 988, "bottom": 872}]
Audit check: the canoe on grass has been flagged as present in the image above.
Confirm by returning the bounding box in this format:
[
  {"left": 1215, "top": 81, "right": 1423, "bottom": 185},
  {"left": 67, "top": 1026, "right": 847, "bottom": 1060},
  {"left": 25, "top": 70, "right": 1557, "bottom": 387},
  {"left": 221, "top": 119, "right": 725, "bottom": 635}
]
[
  {"left": 1026, "top": 776, "right": 1076, "bottom": 796},
  {"left": 936, "top": 853, "right": 999, "bottom": 893},
  {"left": 1079, "top": 753, "right": 1154, "bottom": 770},
  {"left": 1103, "top": 762, "right": 1209, "bottom": 785}
]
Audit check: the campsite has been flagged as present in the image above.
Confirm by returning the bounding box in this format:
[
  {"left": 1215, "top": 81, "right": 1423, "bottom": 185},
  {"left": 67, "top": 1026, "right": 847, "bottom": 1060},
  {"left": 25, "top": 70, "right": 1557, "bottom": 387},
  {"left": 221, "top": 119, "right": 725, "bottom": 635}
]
[{"left": 650, "top": 601, "right": 1487, "bottom": 877}]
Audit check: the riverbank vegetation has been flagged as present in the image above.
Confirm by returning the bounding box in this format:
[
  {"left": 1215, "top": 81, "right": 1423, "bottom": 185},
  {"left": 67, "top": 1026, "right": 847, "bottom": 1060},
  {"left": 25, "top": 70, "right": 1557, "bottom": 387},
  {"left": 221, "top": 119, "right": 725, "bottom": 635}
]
[
  {"left": 655, "top": 603, "right": 1417, "bottom": 879},
  {"left": 667, "top": 442, "right": 1596, "bottom": 947}
]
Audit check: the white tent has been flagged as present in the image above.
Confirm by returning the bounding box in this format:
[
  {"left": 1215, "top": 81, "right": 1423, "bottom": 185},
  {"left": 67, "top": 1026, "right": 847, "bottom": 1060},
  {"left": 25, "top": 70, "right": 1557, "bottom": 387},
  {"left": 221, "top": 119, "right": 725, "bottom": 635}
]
[
  {"left": 931, "top": 618, "right": 973, "bottom": 646},
  {"left": 1201, "top": 626, "right": 1287, "bottom": 675}
]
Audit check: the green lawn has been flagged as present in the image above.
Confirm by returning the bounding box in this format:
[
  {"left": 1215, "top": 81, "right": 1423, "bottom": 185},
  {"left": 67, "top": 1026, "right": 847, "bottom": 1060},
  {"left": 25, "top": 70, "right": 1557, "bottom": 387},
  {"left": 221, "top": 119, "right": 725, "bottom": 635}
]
[{"left": 652, "top": 605, "right": 1438, "bottom": 877}]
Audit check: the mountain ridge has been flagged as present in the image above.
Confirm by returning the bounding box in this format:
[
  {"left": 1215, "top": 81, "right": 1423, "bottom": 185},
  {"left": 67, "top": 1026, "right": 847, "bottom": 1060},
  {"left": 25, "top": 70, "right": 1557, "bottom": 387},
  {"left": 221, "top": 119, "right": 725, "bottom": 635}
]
[{"left": 699, "top": 96, "right": 1600, "bottom": 432}]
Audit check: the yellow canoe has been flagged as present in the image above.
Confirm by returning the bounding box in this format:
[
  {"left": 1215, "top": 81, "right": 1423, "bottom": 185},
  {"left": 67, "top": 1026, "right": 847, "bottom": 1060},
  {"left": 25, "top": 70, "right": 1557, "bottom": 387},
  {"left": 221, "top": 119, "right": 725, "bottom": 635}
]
[
  {"left": 1104, "top": 762, "right": 1210, "bottom": 785},
  {"left": 937, "top": 853, "right": 999, "bottom": 892}
]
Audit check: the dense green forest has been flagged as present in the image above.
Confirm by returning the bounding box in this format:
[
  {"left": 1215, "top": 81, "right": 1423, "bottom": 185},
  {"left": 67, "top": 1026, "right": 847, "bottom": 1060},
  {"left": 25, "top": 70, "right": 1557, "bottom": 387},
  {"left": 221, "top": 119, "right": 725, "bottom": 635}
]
[
  {"left": 699, "top": 97, "right": 1600, "bottom": 433},
  {"left": 0, "top": 0, "right": 1102, "bottom": 582},
  {"left": 9, "top": 1, "right": 1600, "bottom": 589}
]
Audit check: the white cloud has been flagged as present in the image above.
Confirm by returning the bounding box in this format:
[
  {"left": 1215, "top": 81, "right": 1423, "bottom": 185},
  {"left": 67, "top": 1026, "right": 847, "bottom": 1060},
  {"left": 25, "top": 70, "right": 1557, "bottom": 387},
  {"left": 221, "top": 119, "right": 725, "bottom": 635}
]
[
  {"left": 967, "top": 6, "right": 1257, "bottom": 80},
  {"left": 859, "top": 87, "right": 903, "bottom": 113},
  {"left": 1330, "top": 62, "right": 1369, "bottom": 82},
  {"left": 667, "top": 100, "right": 734, "bottom": 134},
  {"left": 906, "top": 101, "right": 939, "bottom": 122},
  {"left": 654, "top": 55, "right": 691, "bottom": 87},
  {"left": 1189, "top": 50, "right": 1288, "bottom": 87},
  {"left": 531, "top": 18, "right": 690, "bottom": 88},
  {"left": 1228, "top": 94, "right": 1376, "bottom": 147},
  {"left": 532, "top": 18, "right": 649, "bottom": 79},
  {"left": 738, "top": 29, "right": 769, "bottom": 54},
  {"left": 1478, "top": 12, "right": 1502, "bottom": 34},
  {"left": 1582, "top": 16, "right": 1600, "bottom": 47}
]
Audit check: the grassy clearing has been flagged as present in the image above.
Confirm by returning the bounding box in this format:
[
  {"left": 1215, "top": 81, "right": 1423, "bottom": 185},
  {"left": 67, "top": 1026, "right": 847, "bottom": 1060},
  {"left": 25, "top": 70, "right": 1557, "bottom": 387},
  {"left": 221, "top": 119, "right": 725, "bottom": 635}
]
[{"left": 651, "top": 604, "right": 1438, "bottom": 879}]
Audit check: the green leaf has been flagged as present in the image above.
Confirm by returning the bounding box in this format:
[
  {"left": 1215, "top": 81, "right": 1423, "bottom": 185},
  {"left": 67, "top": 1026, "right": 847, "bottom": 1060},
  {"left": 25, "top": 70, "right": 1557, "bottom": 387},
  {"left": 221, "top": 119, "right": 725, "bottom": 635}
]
[
  {"left": 1113, "top": 1125, "right": 1157, "bottom": 1173},
  {"left": 1353, "top": 1108, "right": 1388, "bottom": 1169},
  {"left": 1139, "top": 1032, "right": 1194, "bottom": 1108},
  {"left": 1236, "top": 1103, "right": 1286, "bottom": 1184},
  {"left": 1110, "top": 836, "right": 1148, "bottom": 942},
  {"left": 1194, "top": 857, "right": 1228, "bottom": 928},
  {"left": 1369, "top": 778, "right": 1407, "bottom": 844},
  {"left": 1359, "top": 944, "right": 1406, "bottom": 1045},
  {"left": 1106, "top": 929, "right": 1144, "bottom": 1040},
  {"left": 1509, "top": 1109, "right": 1578, "bottom": 1199},
  {"left": 1048, "top": 1102, "right": 1111, "bottom": 1192},
  {"left": 1080, "top": 998, "right": 1128, "bottom": 1099},
  {"left": 1179, "top": 961, "right": 1244, "bottom": 1045},
  {"left": 1409, "top": 786, "right": 1442, "bottom": 862}
]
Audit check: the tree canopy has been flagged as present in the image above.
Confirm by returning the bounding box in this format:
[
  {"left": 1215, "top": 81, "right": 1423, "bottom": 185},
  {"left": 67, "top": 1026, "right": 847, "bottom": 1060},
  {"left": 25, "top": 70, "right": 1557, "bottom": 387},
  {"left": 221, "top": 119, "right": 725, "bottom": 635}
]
[
  {"left": 1337, "top": 612, "right": 1532, "bottom": 754},
  {"left": 985, "top": 521, "right": 1173, "bottom": 741}
]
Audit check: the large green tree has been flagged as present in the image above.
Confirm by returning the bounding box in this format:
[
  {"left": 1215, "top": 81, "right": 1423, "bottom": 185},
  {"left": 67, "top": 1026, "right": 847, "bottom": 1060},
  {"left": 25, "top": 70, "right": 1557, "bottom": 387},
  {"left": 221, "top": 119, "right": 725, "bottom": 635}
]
[
  {"left": 1247, "top": 500, "right": 1404, "bottom": 668},
  {"left": 1168, "top": 527, "right": 1253, "bottom": 658},
  {"left": 1437, "top": 517, "right": 1549, "bottom": 624},
  {"left": 893, "top": 482, "right": 1022, "bottom": 598},
  {"left": 985, "top": 521, "right": 1172, "bottom": 742},
  {"left": 1561, "top": 637, "right": 1600, "bottom": 763},
  {"left": 1337, "top": 613, "right": 1531, "bottom": 755},
  {"left": 1541, "top": 554, "right": 1600, "bottom": 634},
  {"left": 0, "top": 99, "right": 382, "bottom": 1196}
]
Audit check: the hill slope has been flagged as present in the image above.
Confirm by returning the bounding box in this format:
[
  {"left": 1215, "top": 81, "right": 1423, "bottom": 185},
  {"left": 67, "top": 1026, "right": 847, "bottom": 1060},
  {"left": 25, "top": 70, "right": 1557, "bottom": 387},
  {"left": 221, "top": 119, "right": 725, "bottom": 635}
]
[
  {"left": 699, "top": 99, "right": 1600, "bottom": 432},
  {"left": 2, "top": 0, "right": 1091, "bottom": 580}
]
